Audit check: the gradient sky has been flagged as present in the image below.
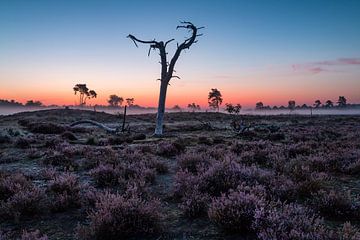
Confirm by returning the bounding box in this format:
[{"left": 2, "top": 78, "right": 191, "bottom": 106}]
[{"left": 1, "top": 0, "right": 360, "bottom": 108}]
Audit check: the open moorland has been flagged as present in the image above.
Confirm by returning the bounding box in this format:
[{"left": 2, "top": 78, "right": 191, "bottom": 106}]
[{"left": 1, "top": 109, "right": 360, "bottom": 239}]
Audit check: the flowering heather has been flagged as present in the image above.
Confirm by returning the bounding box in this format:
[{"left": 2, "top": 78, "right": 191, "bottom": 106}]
[
  {"left": 180, "top": 188, "right": 210, "bottom": 218},
  {"left": 208, "top": 188, "right": 266, "bottom": 233},
  {"left": 21, "top": 230, "right": 48, "bottom": 240},
  {"left": 252, "top": 202, "right": 328, "bottom": 240},
  {"left": 1, "top": 186, "right": 45, "bottom": 221},
  {"left": 177, "top": 151, "right": 210, "bottom": 173},
  {"left": 90, "top": 164, "right": 121, "bottom": 187},
  {"left": 310, "top": 190, "right": 360, "bottom": 219},
  {"left": 48, "top": 173, "right": 81, "bottom": 212},
  {"left": 156, "top": 140, "right": 185, "bottom": 157},
  {"left": 77, "top": 191, "right": 162, "bottom": 239}
]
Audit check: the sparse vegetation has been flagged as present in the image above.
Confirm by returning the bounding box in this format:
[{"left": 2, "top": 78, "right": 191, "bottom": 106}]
[{"left": 1, "top": 109, "right": 360, "bottom": 238}]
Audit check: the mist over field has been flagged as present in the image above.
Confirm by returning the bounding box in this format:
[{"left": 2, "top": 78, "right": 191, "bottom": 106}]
[{"left": 2, "top": 106, "right": 360, "bottom": 117}]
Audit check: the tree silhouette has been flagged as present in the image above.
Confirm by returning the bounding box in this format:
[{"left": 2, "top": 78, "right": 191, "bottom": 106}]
[
  {"left": 225, "top": 103, "right": 242, "bottom": 115},
  {"left": 108, "top": 94, "right": 123, "bottom": 107},
  {"left": 325, "top": 100, "right": 334, "bottom": 108},
  {"left": 208, "top": 88, "right": 223, "bottom": 112},
  {"left": 337, "top": 96, "right": 347, "bottom": 107},
  {"left": 73, "top": 84, "right": 97, "bottom": 106},
  {"left": 188, "top": 103, "right": 201, "bottom": 112},
  {"left": 126, "top": 98, "right": 135, "bottom": 107},
  {"left": 314, "top": 100, "right": 322, "bottom": 108},
  {"left": 128, "top": 21, "right": 203, "bottom": 136},
  {"left": 25, "top": 100, "right": 42, "bottom": 107},
  {"left": 255, "top": 102, "right": 264, "bottom": 110},
  {"left": 288, "top": 100, "right": 296, "bottom": 111},
  {"left": 172, "top": 105, "right": 182, "bottom": 111}
]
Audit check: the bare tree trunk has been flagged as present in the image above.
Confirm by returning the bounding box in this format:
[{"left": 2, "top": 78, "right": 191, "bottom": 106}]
[{"left": 154, "top": 79, "right": 168, "bottom": 136}]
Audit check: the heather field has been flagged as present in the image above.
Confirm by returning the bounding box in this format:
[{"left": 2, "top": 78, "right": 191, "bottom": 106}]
[{"left": 1, "top": 109, "right": 360, "bottom": 239}]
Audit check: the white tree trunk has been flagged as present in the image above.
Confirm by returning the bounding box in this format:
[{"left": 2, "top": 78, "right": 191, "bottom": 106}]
[{"left": 154, "top": 80, "right": 168, "bottom": 136}]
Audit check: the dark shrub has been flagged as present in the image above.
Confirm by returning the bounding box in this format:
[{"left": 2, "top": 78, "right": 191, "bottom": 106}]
[
  {"left": 267, "top": 132, "right": 285, "bottom": 141},
  {"left": 86, "top": 137, "right": 98, "bottom": 145},
  {"left": 107, "top": 135, "right": 126, "bottom": 145},
  {"left": 309, "top": 190, "right": 360, "bottom": 219},
  {"left": 198, "top": 136, "right": 213, "bottom": 145},
  {"left": 48, "top": 173, "right": 81, "bottom": 212},
  {"left": 156, "top": 141, "right": 184, "bottom": 157},
  {"left": 132, "top": 133, "right": 146, "bottom": 141},
  {"left": 177, "top": 152, "right": 210, "bottom": 173},
  {"left": 90, "top": 164, "right": 121, "bottom": 187},
  {"left": 27, "top": 122, "right": 66, "bottom": 134},
  {"left": 0, "top": 134, "right": 11, "bottom": 144},
  {"left": 208, "top": 188, "right": 265, "bottom": 233},
  {"left": 15, "top": 137, "right": 31, "bottom": 148},
  {"left": 1, "top": 187, "right": 45, "bottom": 221},
  {"left": 42, "top": 152, "right": 78, "bottom": 170},
  {"left": 252, "top": 202, "right": 328, "bottom": 240},
  {"left": 77, "top": 191, "right": 161, "bottom": 239},
  {"left": 0, "top": 172, "right": 30, "bottom": 201},
  {"left": 180, "top": 188, "right": 209, "bottom": 218},
  {"left": 61, "top": 131, "right": 77, "bottom": 141},
  {"left": 21, "top": 230, "right": 48, "bottom": 240}
]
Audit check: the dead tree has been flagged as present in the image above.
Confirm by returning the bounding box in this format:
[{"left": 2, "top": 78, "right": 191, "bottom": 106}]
[{"left": 128, "top": 21, "right": 203, "bottom": 136}]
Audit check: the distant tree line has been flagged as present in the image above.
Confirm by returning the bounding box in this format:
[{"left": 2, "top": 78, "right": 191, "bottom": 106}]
[
  {"left": 0, "top": 99, "right": 43, "bottom": 107},
  {"left": 254, "top": 96, "right": 352, "bottom": 110}
]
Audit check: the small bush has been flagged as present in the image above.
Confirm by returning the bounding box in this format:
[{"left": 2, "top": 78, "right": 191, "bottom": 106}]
[
  {"left": 21, "top": 230, "right": 48, "bottom": 240},
  {"left": 252, "top": 202, "right": 328, "bottom": 240},
  {"left": 177, "top": 152, "right": 209, "bottom": 173},
  {"left": 26, "top": 122, "right": 66, "bottom": 134},
  {"left": 208, "top": 188, "right": 265, "bottom": 233},
  {"left": 0, "top": 134, "right": 11, "bottom": 144},
  {"left": 15, "top": 137, "right": 31, "bottom": 148},
  {"left": 1, "top": 186, "right": 45, "bottom": 221},
  {"left": 48, "top": 173, "right": 81, "bottom": 212},
  {"left": 61, "top": 131, "right": 77, "bottom": 141},
  {"left": 309, "top": 190, "right": 360, "bottom": 219},
  {"left": 77, "top": 191, "right": 162, "bottom": 239},
  {"left": 90, "top": 164, "right": 121, "bottom": 187},
  {"left": 180, "top": 188, "right": 209, "bottom": 218},
  {"left": 156, "top": 141, "right": 185, "bottom": 157}
]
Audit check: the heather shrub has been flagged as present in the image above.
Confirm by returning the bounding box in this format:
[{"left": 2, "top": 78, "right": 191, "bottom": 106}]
[
  {"left": 208, "top": 188, "right": 265, "bottom": 233},
  {"left": 198, "top": 160, "right": 274, "bottom": 197},
  {"left": 84, "top": 147, "right": 117, "bottom": 168},
  {"left": 177, "top": 151, "right": 210, "bottom": 173},
  {"left": 296, "top": 172, "right": 329, "bottom": 198},
  {"left": 180, "top": 188, "right": 209, "bottom": 218},
  {"left": 77, "top": 191, "right": 162, "bottom": 239},
  {"left": 21, "top": 230, "right": 48, "bottom": 240},
  {"left": 61, "top": 131, "right": 77, "bottom": 141},
  {"left": 0, "top": 172, "right": 30, "bottom": 201},
  {"left": 156, "top": 140, "right": 185, "bottom": 157},
  {"left": 90, "top": 164, "right": 121, "bottom": 187},
  {"left": 42, "top": 151, "right": 78, "bottom": 170},
  {"left": 335, "top": 222, "right": 360, "bottom": 240},
  {"left": 309, "top": 190, "right": 360, "bottom": 219},
  {"left": 252, "top": 202, "right": 329, "bottom": 240},
  {"left": 0, "top": 186, "right": 45, "bottom": 221},
  {"left": 0, "top": 134, "right": 11, "bottom": 144},
  {"left": 198, "top": 136, "right": 213, "bottom": 145},
  {"left": 14, "top": 137, "right": 31, "bottom": 148},
  {"left": 48, "top": 173, "right": 81, "bottom": 212},
  {"left": 107, "top": 135, "right": 127, "bottom": 145},
  {"left": 26, "top": 122, "right": 66, "bottom": 134},
  {"left": 86, "top": 136, "right": 98, "bottom": 145}
]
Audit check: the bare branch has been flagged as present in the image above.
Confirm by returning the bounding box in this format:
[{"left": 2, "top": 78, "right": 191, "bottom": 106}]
[
  {"left": 165, "top": 39, "right": 175, "bottom": 47},
  {"left": 127, "top": 34, "right": 159, "bottom": 47},
  {"left": 171, "top": 75, "right": 181, "bottom": 79}
]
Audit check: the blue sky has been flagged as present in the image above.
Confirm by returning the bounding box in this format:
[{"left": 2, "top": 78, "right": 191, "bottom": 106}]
[{"left": 0, "top": 0, "right": 359, "bottom": 106}]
